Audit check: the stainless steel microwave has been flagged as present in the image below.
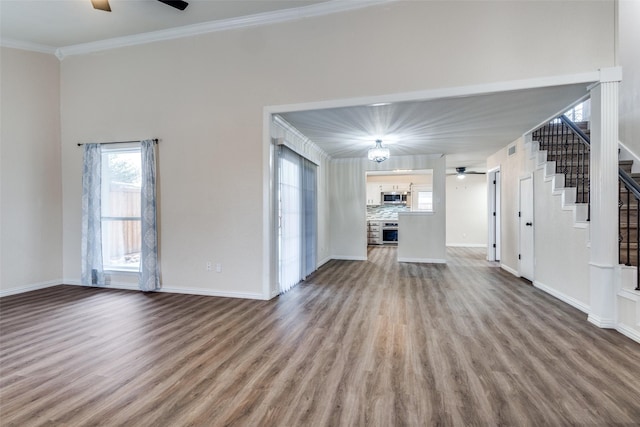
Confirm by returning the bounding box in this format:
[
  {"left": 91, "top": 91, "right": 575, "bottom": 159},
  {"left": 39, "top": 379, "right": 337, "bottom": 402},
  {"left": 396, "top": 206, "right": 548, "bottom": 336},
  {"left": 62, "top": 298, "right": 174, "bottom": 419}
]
[{"left": 382, "top": 192, "right": 408, "bottom": 204}]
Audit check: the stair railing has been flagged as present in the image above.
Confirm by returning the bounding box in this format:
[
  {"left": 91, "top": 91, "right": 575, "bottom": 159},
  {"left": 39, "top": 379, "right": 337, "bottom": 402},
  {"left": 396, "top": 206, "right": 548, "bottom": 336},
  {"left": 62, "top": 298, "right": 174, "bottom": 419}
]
[
  {"left": 559, "top": 116, "right": 591, "bottom": 210},
  {"left": 618, "top": 169, "right": 640, "bottom": 291},
  {"left": 532, "top": 115, "right": 590, "bottom": 212}
]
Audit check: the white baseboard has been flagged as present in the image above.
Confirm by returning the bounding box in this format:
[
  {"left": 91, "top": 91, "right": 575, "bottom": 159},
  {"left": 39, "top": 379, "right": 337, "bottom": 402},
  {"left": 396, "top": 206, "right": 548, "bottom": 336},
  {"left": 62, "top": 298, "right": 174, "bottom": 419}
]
[
  {"left": 0, "top": 279, "right": 62, "bottom": 297},
  {"left": 587, "top": 314, "right": 617, "bottom": 329},
  {"left": 500, "top": 264, "right": 519, "bottom": 277},
  {"left": 160, "top": 286, "right": 265, "bottom": 300},
  {"left": 398, "top": 257, "right": 447, "bottom": 264},
  {"left": 317, "top": 256, "right": 332, "bottom": 268},
  {"left": 446, "top": 243, "right": 487, "bottom": 248},
  {"left": 616, "top": 323, "right": 640, "bottom": 344},
  {"left": 65, "top": 279, "right": 141, "bottom": 291},
  {"left": 65, "top": 279, "right": 265, "bottom": 300},
  {"left": 331, "top": 255, "right": 367, "bottom": 261},
  {"left": 533, "top": 280, "right": 590, "bottom": 314}
]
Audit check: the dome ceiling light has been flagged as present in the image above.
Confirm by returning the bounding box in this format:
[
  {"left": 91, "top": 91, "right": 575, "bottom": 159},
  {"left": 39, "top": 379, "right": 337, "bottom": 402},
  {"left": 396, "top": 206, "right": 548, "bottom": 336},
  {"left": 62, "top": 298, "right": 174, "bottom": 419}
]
[{"left": 368, "top": 139, "right": 390, "bottom": 163}]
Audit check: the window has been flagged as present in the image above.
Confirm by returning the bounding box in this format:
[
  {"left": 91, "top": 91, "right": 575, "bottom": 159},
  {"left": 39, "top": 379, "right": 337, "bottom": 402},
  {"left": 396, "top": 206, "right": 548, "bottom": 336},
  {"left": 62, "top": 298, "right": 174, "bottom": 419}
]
[
  {"left": 411, "top": 184, "right": 434, "bottom": 212},
  {"left": 101, "top": 146, "right": 142, "bottom": 271},
  {"left": 553, "top": 99, "right": 591, "bottom": 123},
  {"left": 416, "top": 191, "right": 433, "bottom": 211}
]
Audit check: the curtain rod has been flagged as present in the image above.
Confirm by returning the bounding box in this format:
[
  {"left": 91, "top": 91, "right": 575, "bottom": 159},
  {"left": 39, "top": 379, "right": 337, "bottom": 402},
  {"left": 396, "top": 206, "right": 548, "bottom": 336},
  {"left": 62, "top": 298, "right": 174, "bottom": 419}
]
[{"left": 77, "top": 138, "right": 159, "bottom": 147}]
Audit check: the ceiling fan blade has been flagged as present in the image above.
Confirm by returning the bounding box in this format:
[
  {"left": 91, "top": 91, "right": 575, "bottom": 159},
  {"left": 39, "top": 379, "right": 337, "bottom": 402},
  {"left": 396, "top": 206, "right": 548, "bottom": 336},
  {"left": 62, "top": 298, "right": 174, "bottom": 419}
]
[
  {"left": 157, "top": 0, "right": 189, "bottom": 11},
  {"left": 91, "top": 0, "right": 111, "bottom": 12}
]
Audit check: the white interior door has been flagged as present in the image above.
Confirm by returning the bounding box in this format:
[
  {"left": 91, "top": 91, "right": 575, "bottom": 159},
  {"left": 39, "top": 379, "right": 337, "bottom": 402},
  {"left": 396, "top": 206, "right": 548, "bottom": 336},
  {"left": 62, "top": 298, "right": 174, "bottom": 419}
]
[{"left": 519, "top": 175, "right": 534, "bottom": 281}]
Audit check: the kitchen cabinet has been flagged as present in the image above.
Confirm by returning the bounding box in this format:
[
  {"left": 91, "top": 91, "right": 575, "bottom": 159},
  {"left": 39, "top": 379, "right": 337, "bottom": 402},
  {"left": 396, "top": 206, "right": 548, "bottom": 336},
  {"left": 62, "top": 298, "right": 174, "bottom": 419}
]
[
  {"left": 380, "top": 183, "right": 410, "bottom": 193},
  {"left": 367, "top": 221, "right": 382, "bottom": 245},
  {"left": 366, "top": 184, "right": 382, "bottom": 205},
  {"left": 396, "top": 183, "right": 411, "bottom": 192}
]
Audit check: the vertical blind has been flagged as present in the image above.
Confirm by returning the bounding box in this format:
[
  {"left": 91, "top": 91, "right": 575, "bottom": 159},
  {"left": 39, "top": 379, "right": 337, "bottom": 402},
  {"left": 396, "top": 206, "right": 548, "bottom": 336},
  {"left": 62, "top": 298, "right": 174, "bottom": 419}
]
[{"left": 278, "top": 145, "right": 317, "bottom": 294}]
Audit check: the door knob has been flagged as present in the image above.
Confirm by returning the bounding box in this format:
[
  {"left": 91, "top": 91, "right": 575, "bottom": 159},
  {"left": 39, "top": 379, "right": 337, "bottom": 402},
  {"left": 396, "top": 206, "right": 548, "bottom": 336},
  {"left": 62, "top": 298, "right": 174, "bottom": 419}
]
[{"left": 525, "top": 222, "right": 533, "bottom": 226}]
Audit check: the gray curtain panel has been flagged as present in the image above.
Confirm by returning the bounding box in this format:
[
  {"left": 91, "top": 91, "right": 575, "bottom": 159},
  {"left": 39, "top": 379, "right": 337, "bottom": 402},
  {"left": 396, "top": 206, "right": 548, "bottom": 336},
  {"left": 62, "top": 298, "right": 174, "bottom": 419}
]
[
  {"left": 139, "top": 139, "right": 160, "bottom": 291},
  {"left": 81, "top": 143, "right": 105, "bottom": 286}
]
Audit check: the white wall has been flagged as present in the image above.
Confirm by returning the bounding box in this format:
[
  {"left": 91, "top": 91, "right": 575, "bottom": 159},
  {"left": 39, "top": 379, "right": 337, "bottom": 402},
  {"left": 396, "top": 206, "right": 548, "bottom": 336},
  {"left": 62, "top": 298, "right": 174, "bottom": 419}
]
[
  {"left": 446, "top": 174, "right": 487, "bottom": 247},
  {"left": 487, "top": 136, "right": 591, "bottom": 310},
  {"left": 1, "top": 48, "right": 62, "bottom": 295},
  {"left": 618, "top": 0, "right": 640, "bottom": 154},
  {"left": 616, "top": 0, "right": 640, "bottom": 342},
  {"left": 52, "top": 0, "right": 615, "bottom": 298},
  {"left": 533, "top": 171, "right": 590, "bottom": 310}
]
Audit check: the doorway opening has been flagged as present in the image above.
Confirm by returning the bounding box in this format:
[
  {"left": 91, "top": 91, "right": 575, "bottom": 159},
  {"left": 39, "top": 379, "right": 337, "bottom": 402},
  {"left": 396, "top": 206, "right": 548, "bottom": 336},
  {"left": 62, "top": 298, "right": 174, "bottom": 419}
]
[{"left": 365, "top": 169, "right": 433, "bottom": 258}]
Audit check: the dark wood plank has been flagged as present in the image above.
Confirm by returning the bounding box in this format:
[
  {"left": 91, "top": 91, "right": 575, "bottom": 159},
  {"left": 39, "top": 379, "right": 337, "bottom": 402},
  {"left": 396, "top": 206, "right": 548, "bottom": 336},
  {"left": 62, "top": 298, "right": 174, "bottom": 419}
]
[{"left": 1, "top": 247, "right": 639, "bottom": 426}]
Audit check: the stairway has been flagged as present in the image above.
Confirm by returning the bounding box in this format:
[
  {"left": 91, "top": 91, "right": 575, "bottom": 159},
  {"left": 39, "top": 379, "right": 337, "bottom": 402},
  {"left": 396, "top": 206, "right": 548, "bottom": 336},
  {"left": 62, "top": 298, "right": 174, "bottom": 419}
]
[
  {"left": 532, "top": 120, "right": 591, "bottom": 224},
  {"left": 535, "top": 121, "right": 590, "bottom": 200},
  {"left": 530, "top": 115, "right": 640, "bottom": 343},
  {"left": 532, "top": 120, "right": 640, "bottom": 272}
]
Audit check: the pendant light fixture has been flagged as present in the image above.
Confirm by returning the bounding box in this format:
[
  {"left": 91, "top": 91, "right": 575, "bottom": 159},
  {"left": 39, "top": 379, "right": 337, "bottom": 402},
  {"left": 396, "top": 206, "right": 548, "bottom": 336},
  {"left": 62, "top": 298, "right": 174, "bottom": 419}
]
[{"left": 368, "top": 139, "right": 390, "bottom": 163}]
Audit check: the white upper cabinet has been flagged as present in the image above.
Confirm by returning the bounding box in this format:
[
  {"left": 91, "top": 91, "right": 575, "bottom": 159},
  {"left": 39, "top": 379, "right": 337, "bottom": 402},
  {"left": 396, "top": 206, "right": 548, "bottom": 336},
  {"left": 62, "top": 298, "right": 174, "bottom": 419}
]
[
  {"left": 380, "top": 183, "right": 410, "bottom": 193},
  {"left": 366, "top": 183, "right": 382, "bottom": 205}
]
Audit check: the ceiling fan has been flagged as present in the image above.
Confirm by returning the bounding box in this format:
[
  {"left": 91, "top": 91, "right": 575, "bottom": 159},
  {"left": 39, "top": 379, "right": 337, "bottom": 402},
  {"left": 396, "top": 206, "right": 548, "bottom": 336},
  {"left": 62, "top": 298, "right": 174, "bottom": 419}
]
[
  {"left": 448, "top": 167, "right": 486, "bottom": 180},
  {"left": 91, "top": 0, "right": 189, "bottom": 12}
]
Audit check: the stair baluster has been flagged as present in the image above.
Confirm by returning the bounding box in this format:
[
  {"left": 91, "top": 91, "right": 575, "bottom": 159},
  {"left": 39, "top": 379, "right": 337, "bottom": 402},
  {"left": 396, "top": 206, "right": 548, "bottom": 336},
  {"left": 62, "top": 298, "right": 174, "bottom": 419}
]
[{"left": 618, "top": 168, "right": 640, "bottom": 291}]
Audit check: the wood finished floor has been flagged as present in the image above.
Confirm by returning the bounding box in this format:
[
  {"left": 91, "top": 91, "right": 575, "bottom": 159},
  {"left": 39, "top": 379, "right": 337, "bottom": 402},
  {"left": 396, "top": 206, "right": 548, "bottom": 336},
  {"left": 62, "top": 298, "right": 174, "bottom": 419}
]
[{"left": 1, "top": 247, "right": 639, "bottom": 426}]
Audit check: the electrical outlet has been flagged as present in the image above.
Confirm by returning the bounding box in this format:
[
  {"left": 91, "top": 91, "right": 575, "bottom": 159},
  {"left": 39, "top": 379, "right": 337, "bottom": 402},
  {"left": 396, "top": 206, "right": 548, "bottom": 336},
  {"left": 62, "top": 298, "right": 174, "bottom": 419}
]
[
  {"left": 216, "top": 263, "right": 222, "bottom": 273},
  {"left": 206, "top": 262, "right": 212, "bottom": 271}
]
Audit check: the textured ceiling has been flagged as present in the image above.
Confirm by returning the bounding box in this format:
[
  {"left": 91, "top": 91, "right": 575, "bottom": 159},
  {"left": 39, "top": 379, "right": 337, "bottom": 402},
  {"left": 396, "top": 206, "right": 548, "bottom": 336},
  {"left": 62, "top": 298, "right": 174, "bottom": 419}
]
[
  {"left": 0, "top": 0, "right": 331, "bottom": 48},
  {"left": 278, "top": 83, "right": 591, "bottom": 169}
]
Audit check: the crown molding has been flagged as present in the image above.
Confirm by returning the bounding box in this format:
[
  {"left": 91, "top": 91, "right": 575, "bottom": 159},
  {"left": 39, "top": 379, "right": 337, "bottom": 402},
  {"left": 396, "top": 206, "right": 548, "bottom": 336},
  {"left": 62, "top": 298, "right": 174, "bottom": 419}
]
[
  {"left": 272, "top": 115, "right": 332, "bottom": 161},
  {"left": 55, "top": 0, "right": 395, "bottom": 60},
  {"left": 0, "top": 38, "right": 57, "bottom": 56}
]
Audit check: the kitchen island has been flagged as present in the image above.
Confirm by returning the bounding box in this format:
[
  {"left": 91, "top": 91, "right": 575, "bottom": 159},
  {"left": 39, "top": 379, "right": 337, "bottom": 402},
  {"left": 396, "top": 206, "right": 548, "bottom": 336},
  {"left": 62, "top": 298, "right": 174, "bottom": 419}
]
[{"left": 397, "top": 212, "right": 446, "bottom": 263}]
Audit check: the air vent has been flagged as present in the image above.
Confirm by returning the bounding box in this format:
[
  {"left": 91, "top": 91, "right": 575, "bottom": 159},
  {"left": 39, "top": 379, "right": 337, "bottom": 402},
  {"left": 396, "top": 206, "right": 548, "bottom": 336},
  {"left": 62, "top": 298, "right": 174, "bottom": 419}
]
[{"left": 508, "top": 145, "right": 516, "bottom": 156}]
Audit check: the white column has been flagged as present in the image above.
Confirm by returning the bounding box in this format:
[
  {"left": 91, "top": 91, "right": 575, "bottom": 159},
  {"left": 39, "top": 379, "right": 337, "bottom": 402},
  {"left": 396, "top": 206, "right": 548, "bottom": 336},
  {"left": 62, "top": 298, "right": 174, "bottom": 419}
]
[{"left": 588, "top": 67, "right": 622, "bottom": 328}]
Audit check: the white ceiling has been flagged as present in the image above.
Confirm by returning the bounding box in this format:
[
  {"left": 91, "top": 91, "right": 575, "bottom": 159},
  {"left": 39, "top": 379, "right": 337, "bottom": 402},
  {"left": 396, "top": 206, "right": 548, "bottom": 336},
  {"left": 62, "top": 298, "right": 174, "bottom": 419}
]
[
  {"left": 1, "top": 0, "right": 593, "bottom": 171},
  {"left": 278, "top": 83, "right": 591, "bottom": 170}
]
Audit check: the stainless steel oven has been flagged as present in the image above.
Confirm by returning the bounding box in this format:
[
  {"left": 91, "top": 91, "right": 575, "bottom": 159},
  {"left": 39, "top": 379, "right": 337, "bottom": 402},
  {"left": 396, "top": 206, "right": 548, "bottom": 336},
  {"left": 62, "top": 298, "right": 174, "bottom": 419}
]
[{"left": 382, "top": 222, "right": 398, "bottom": 244}]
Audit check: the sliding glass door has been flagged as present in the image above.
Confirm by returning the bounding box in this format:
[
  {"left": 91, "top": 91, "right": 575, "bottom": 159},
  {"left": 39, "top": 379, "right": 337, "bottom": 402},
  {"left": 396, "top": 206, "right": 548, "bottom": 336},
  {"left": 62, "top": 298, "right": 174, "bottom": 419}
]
[{"left": 277, "top": 145, "right": 317, "bottom": 294}]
